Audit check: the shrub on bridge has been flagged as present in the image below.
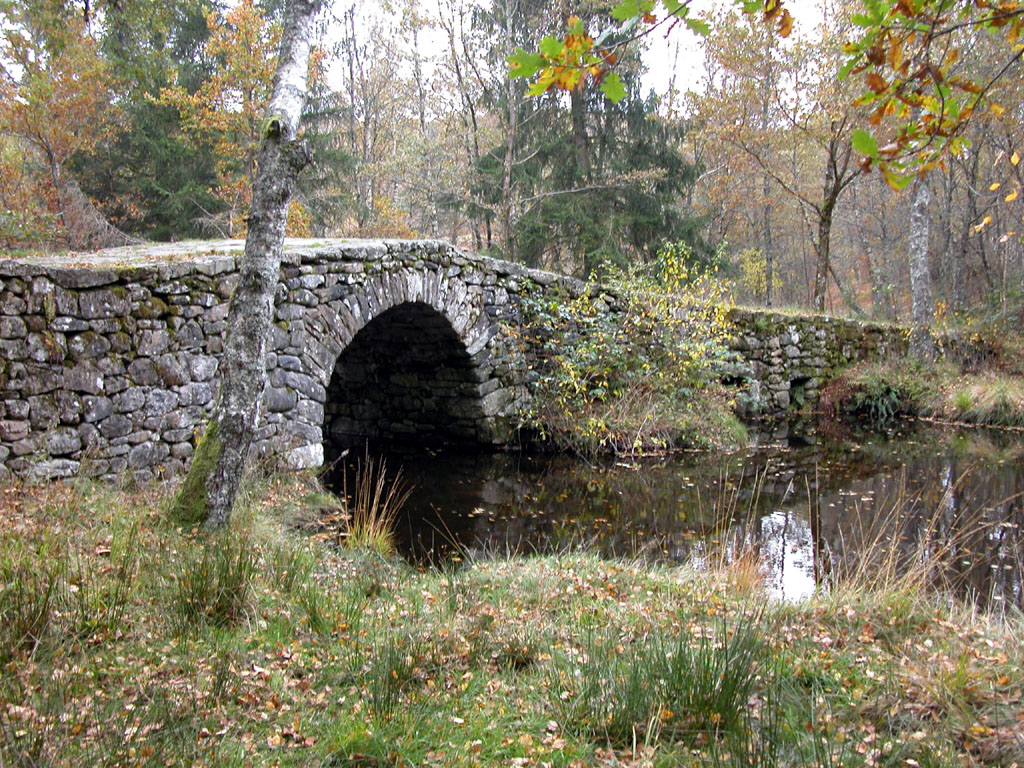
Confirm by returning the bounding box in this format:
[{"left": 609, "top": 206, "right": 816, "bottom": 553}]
[{"left": 519, "top": 242, "right": 740, "bottom": 455}]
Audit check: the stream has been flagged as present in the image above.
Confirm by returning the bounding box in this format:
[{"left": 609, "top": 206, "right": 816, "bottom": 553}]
[{"left": 327, "top": 422, "right": 1024, "bottom": 607}]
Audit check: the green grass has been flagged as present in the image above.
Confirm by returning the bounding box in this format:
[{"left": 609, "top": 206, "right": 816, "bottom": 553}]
[
  {"left": 827, "top": 359, "right": 1024, "bottom": 430},
  {"left": 946, "top": 375, "right": 1024, "bottom": 427},
  {"left": 1, "top": 474, "right": 1023, "bottom": 767}
]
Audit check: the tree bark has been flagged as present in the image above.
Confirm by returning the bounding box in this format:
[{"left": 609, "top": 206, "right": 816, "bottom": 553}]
[
  {"left": 908, "top": 176, "right": 935, "bottom": 362},
  {"left": 170, "top": 0, "right": 321, "bottom": 529}
]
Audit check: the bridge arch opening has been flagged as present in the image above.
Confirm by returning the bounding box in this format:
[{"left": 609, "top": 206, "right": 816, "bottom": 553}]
[{"left": 323, "top": 301, "right": 487, "bottom": 464}]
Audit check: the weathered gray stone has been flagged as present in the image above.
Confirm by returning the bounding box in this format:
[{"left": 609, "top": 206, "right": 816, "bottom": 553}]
[
  {"left": 46, "top": 427, "right": 82, "bottom": 456},
  {"left": 22, "top": 366, "right": 62, "bottom": 395},
  {"left": 10, "top": 436, "right": 39, "bottom": 456},
  {"left": 68, "top": 331, "right": 112, "bottom": 360},
  {"left": 170, "top": 442, "right": 194, "bottom": 460},
  {"left": 163, "top": 427, "right": 193, "bottom": 443},
  {"left": 65, "top": 364, "right": 104, "bottom": 395},
  {"left": 0, "top": 338, "right": 27, "bottom": 360},
  {"left": 0, "top": 316, "right": 26, "bottom": 338},
  {"left": 113, "top": 389, "right": 146, "bottom": 413},
  {"left": 161, "top": 410, "right": 194, "bottom": 430},
  {"left": 78, "top": 423, "right": 101, "bottom": 450},
  {"left": 0, "top": 293, "right": 27, "bottom": 315},
  {"left": 27, "top": 459, "right": 79, "bottom": 480},
  {"left": 55, "top": 391, "right": 83, "bottom": 424},
  {"left": 4, "top": 400, "right": 27, "bottom": 420},
  {"left": 265, "top": 369, "right": 319, "bottom": 401},
  {"left": 285, "top": 443, "right": 322, "bottom": 470},
  {"left": 277, "top": 354, "right": 302, "bottom": 371},
  {"left": 189, "top": 355, "right": 218, "bottom": 381},
  {"left": 51, "top": 316, "right": 90, "bottom": 332},
  {"left": 155, "top": 355, "right": 189, "bottom": 386},
  {"left": 98, "top": 414, "right": 133, "bottom": 439},
  {"left": 137, "top": 330, "right": 171, "bottom": 356},
  {"left": 0, "top": 420, "right": 29, "bottom": 441},
  {"left": 144, "top": 390, "right": 178, "bottom": 418},
  {"left": 178, "top": 381, "right": 214, "bottom": 407},
  {"left": 79, "top": 288, "right": 129, "bottom": 319},
  {"left": 265, "top": 387, "right": 297, "bottom": 413},
  {"left": 128, "top": 358, "right": 160, "bottom": 387},
  {"left": 27, "top": 333, "right": 65, "bottom": 364},
  {"left": 177, "top": 320, "right": 204, "bottom": 348}
]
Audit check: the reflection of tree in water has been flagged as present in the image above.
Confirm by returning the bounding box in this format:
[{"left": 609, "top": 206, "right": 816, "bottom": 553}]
[
  {"left": 336, "top": 427, "right": 1024, "bottom": 606},
  {"left": 807, "top": 433, "right": 1024, "bottom": 610}
]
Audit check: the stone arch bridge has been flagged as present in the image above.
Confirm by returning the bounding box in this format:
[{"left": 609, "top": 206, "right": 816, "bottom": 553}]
[{"left": 0, "top": 239, "right": 907, "bottom": 481}]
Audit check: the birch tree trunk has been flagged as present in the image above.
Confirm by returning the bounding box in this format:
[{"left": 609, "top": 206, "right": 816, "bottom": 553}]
[
  {"left": 908, "top": 176, "right": 935, "bottom": 362},
  {"left": 170, "top": 0, "right": 322, "bottom": 529}
]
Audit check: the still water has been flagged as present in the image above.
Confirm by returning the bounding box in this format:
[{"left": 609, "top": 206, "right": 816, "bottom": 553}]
[{"left": 331, "top": 424, "right": 1024, "bottom": 607}]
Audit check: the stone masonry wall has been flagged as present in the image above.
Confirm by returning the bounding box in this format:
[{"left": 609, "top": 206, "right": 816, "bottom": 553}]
[
  {"left": 0, "top": 240, "right": 570, "bottom": 482},
  {"left": 728, "top": 307, "right": 910, "bottom": 415}
]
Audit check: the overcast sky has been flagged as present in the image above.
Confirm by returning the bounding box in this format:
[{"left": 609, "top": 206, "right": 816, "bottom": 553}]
[{"left": 640, "top": 0, "right": 825, "bottom": 97}]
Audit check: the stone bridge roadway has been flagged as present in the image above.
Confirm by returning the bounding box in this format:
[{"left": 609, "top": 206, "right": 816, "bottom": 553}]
[{"left": 0, "top": 239, "right": 573, "bottom": 481}]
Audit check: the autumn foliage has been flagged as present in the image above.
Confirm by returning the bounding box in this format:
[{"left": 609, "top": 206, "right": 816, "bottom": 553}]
[{"left": 0, "top": 3, "right": 120, "bottom": 248}]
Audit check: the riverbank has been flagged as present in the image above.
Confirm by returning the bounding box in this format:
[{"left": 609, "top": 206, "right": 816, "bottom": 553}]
[
  {"left": 2, "top": 473, "right": 1023, "bottom": 767},
  {"left": 825, "top": 359, "right": 1024, "bottom": 430}
]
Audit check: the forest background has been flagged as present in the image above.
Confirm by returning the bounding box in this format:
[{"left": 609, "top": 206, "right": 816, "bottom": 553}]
[{"left": 1, "top": 0, "right": 1022, "bottom": 320}]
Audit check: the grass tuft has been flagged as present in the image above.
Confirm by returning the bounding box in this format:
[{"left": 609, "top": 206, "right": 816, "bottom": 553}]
[
  {"left": 549, "top": 613, "right": 770, "bottom": 747},
  {"left": 340, "top": 452, "right": 412, "bottom": 556},
  {"left": 170, "top": 528, "right": 259, "bottom": 631}
]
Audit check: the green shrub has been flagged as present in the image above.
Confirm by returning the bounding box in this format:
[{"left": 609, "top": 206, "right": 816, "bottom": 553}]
[{"left": 518, "top": 241, "right": 738, "bottom": 455}]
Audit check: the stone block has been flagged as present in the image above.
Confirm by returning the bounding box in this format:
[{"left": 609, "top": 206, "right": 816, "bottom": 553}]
[
  {"left": 155, "top": 355, "right": 189, "bottom": 387},
  {"left": 77, "top": 423, "right": 100, "bottom": 450},
  {"left": 98, "top": 413, "right": 133, "bottom": 439},
  {"left": 0, "top": 293, "right": 27, "bottom": 315},
  {"left": 68, "top": 331, "right": 111, "bottom": 360},
  {"left": 79, "top": 288, "right": 129, "bottom": 319},
  {"left": 0, "top": 420, "right": 29, "bottom": 441},
  {"left": 65, "top": 364, "right": 104, "bottom": 395},
  {"left": 137, "top": 329, "right": 171, "bottom": 356},
  {"left": 128, "top": 358, "right": 160, "bottom": 386},
  {"left": 22, "top": 366, "right": 62, "bottom": 395},
  {"left": 0, "top": 316, "right": 26, "bottom": 338},
  {"left": 177, "top": 381, "right": 214, "bottom": 407},
  {"left": 27, "top": 459, "right": 79, "bottom": 480},
  {"left": 189, "top": 355, "right": 218, "bottom": 381},
  {"left": 265, "top": 387, "right": 297, "bottom": 413},
  {"left": 46, "top": 427, "right": 82, "bottom": 456},
  {"left": 56, "top": 391, "right": 83, "bottom": 424},
  {"left": 170, "top": 442, "right": 194, "bottom": 460},
  {"left": 286, "top": 443, "right": 323, "bottom": 470},
  {"left": 144, "top": 389, "right": 178, "bottom": 418},
  {"left": 113, "top": 388, "right": 145, "bottom": 413}
]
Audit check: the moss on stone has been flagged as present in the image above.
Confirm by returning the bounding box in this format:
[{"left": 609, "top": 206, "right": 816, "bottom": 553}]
[
  {"left": 43, "top": 292, "right": 56, "bottom": 324},
  {"left": 168, "top": 419, "right": 221, "bottom": 528},
  {"left": 135, "top": 297, "right": 169, "bottom": 319}
]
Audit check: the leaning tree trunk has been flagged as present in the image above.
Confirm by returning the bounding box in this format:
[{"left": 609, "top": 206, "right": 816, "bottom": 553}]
[
  {"left": 170, "top": 0, "right": 322, "bottom": 529},
  {"left": 908, "top": 176, "right": 935, "bottom": 362}
]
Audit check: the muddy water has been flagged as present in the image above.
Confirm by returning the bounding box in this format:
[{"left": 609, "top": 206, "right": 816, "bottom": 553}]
[{"left": 328, "top": 424, "right": 1024, "bottom": 607}]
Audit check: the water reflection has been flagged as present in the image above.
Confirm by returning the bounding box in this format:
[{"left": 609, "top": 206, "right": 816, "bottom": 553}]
[{"left": 325, "top": 425, "right": 1024, "bottom": 607}]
